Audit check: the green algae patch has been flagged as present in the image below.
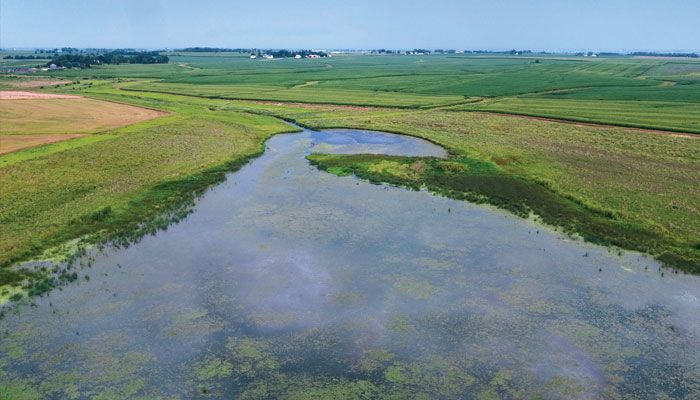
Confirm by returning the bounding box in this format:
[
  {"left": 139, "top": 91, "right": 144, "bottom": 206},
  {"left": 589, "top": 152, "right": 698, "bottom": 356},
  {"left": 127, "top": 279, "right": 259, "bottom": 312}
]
[
  {"left": 282, "top": 379, "right": 381, "bottom": 400},
  {"left": 226, "top": 337, "right": 280, "bottom": 377},
  {"left": 388, "top": 314, "right": 415, "bottom": 333},
  {"left": 0, "top": 378, "right": 42, "bottom": 400},
  {"left": 358, "top": 349, "right": 397, "bottom": 373},
  {"left": 391, "top": 276, "right": 439, "bottom": 300},
  {"left": 194, "top": 356, "right": 234, "bottom": 381},
  {"left": 383, "top": 359, "right": 477, "bottom": 398},
  {"left": 332, "top": 291, "right": 365, "bottom": 306},
  {"left": 165, "top": 309, "right": 223, "bottom": 337}
]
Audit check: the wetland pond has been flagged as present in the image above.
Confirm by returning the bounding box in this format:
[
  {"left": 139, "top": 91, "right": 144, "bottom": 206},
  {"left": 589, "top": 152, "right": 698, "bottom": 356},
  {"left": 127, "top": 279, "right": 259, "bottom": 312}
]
[{"left": 1, "top": 128, "right": 699, "bottom": 399}]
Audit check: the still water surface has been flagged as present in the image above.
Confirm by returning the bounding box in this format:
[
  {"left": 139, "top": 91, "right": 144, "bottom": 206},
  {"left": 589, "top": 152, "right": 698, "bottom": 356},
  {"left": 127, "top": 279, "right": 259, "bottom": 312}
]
[{"left": 1, "top": 128, "right": 698, "bottom": 399}]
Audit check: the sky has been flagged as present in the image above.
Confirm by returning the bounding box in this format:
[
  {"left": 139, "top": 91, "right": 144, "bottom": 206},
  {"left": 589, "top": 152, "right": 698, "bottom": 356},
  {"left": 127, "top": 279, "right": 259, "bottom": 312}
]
[{"left": 1, "top": 0, "right": 699, "bottom": 52}]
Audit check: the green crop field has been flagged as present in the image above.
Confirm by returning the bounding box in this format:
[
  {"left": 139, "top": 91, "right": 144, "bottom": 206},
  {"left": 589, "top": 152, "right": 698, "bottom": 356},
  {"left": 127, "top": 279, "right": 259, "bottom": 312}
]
[
  {"left": 34, "top": 53, "right": 695, "bottom": 132},
  {"left": 1, "top": 53, "right": 699, "bottom": 296},
  {"left": 121, "top": 80, "right": 466, "bottom": 108},
  {"left": 452, "top": 97, "right": 700, "bottom": 133}
]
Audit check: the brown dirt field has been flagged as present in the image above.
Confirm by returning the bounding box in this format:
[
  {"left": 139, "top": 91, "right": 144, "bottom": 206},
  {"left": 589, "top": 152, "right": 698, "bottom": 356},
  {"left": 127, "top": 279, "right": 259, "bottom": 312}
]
[
  {"left": 0, "top": 91, "right": 81, "bottom": 100},
  {"left": 0, "top": 96, "right": 167, "bottom": 135},
  {"left": 0, "top": 134, "right": 86, "bottom": 154},
  {"left": 3, "top": 77, "right": 70, "bottom": 88}
]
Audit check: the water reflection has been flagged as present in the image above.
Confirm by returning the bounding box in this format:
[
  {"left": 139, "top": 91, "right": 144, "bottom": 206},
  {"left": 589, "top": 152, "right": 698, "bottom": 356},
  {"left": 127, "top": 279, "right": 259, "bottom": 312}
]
[{"left": 1, "top": 129, "right": 698, "bottom": 399}]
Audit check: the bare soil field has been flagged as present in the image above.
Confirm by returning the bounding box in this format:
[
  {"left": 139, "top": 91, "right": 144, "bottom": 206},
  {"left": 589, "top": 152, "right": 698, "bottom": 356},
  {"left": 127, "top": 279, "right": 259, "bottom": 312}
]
[
  {"left": 0, "top": 133, "right": 86, "bottom": 154},
  {"left": 2, "top": 77, "right": 70, "bottom": 89},
  {"left": 0, "top": 90, "right": 81, "bottom": 100},
  {"left": 0, "top": 92, "right": 167, "bottom": 135}
]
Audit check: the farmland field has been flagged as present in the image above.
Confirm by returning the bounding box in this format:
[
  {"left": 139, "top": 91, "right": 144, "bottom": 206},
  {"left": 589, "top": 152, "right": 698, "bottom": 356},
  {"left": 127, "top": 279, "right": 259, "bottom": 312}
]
[
  {"left": 1, "top": 53, "right": 699, "bottom": 399},
  {"left": 101, "top": 54, "right": 700, "bottom": 132},
  {"left": 0, "top": 91, "right": 168, "bottom": 155},
  {"left": 452, "top": 97, "right": 700, "bottom": 133},
  {"left": 0, "top": 93, "right": 166, "bottom": 135}
]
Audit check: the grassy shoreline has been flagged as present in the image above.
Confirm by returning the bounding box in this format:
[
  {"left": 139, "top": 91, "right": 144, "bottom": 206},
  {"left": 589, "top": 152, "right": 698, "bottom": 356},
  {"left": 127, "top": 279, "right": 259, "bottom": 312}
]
[
  {"left": 307, "top": 153, "right": 698, "bottom": 273},
  {"left": 1, "top": 139, "right": 285, "bottom": 302},
  {"left": 0, "top": 95, "right": 298, "bottom": 296}
]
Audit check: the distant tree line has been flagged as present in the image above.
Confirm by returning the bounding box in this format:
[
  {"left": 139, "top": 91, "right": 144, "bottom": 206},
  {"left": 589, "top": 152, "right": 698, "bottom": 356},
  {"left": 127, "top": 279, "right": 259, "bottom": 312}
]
[
  {"left": 32, "top": 47, "right": 82, "bottom": 54},
  {"left": 48, "top": 50, "right": 169, "bottom": 68},
  {"left": 3, "top": 55, "right": 49, "bottom": 60},
  {"left": 630, "top": 52, "right": 698, "bottom": 58}
]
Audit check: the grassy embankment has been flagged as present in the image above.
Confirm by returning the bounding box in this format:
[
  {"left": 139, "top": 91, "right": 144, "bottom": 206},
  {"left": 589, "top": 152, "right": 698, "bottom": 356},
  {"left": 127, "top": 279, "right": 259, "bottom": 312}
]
[{"left": 0, "top": 90, "right": 296, "bottom": 294}]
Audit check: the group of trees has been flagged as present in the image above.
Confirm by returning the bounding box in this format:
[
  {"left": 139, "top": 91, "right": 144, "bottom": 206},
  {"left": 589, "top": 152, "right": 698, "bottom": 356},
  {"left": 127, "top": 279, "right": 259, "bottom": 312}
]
[
  {"left": 48, "top": 50, "right": 169, "bottom": 68},
  {"left": 32, "top": 47, "right": 81, "bottom": 54},
  {"left": 3, "top": 55, "right": 48, "bottom": 60},
  {"left": 630, "top": 51, "right": 698, "bottom": 58}
]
